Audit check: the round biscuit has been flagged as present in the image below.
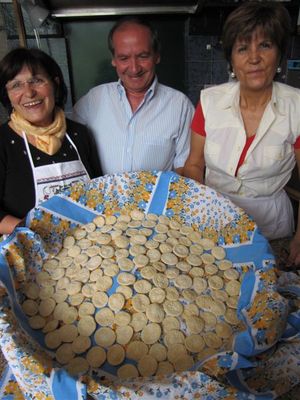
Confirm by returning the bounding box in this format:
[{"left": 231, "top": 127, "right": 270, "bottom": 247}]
[
  {"left": 211, "top": 246, "right": 226, "bottom": 260},
  {"left": 59, "top": 324, "right": 78, "bottom": 342},
  {"left": 56, "top": 343, "right": 75, "bottom": 364},
  {"left": 117, "top": 364, "right": 139, "bottom": 379},
  {"left": 164, "top": 329, "right": 185, "bottom": 347},
  {"left": 208, "top": 275, "right": 224, "bottom": 290},
  {"left": 114, "top": 311, "right": 131, "bottom": 326},
  {"left": 137, "top": 355, "right": 158, "bottom": 377},
  {"left": 152, "top": 273, "right": 169, "bottom": 289},
  {"left": 62, "top": 306, "right": 78, "bottom": 324},
  {"left": 86, "top": 346, "right": 106, "bottom": 368},
  {"left": 107, "top": 344, "right": 125, "bottom": 366},
  {"left": 24, "top": 282, "right": 40, "bottom": 300},
  {"left": 141, "top": 323, "right": 161, "bottom": 344},
  {"left": 216, "top": 321, "right": 233, "bottom": 339},
  {"left": 132, "top": 294, "right": 150, "bottom": 312},
  {"left": 45, "top": 330, "right": 62, "bottom": 349},
  {"left": 174, "top": 274, "right": 193, "bottom": 289},
  {"left": 70, "top": 294, "right": 85, "bottom": 307},
  {"left": 146, "top": 303, "right": 165, "bottom": 323},
  {"left": 203, "top": 332, "right": 222, "bottom": 349},
  {"left": 66, "top": 357, "right": 89, "bottom": 376},
  {"left": 146, "top": 249, "right": 161, "bottom": 262},
  {"left": 117, "top": 272, "right": 136, "bottom": 286},
  {"left": 78, "top": 301, "right": 95, "bottom": 318},
  {"left": 173, "top": 354, "right": 194, "bottom": 372},
  {"left": 29, "top": 315, "right": 46, "bottom": 329},
  {"left": 71, "top": 335, "right": 91, "bottom": 354},
  {"left": 165, "top": 286, "right": 179, "bottom": 301},
  {"left": 95, "top": 308, "right": 115, "bottom": 326},
  {"left": 92, "top": 291, "right": 108, "bottom": 308},
  {"left": 157, "top": 361, "right": 174, "bottom": 375},
  {"left": 225, "top": 280, "right": 241, "bottom": 296},
  {"left": 116, "top": 285, "right": 133, "bottom": 300},
  {"left": 185, "top": 335, "right": 205, "bottom": 353},
  {"left": 162, "top": 316, "right": 180, "bottom": 332},
  {"left": 116, "top": 325, "right": 133, "bottom": 345},
  {"left": 149, "top": 343, "right": 167, "bottom": 362},
  {"left": 22, "top": 299, "right": 38, "bottom": 316},
  {"left": 108, "top": 293, "right": 125, "bottom": 312},
  {"left": 134, "top": 279, "right": 152, "bottom": 294},
  {"left": 185, "top": 315, "right": 204, "bottom": 334},
  {"left": 130, "top": 312, "right": 148, "bottom": 332},
  {"left": 163, "top": 300, "right": 183, "bottom": 317},
  {"left": 94, "top": 327, "right": 116, "bottom": 347},
  {"left": 129, "top": 244, "right": 146, "bottom": 256}
]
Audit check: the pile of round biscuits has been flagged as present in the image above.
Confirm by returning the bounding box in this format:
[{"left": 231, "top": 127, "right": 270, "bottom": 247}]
[{"left": 21, "top": 211, "right": 243, "bottom": 378}]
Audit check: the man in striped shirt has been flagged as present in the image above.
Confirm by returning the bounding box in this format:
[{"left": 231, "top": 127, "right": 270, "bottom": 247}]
[{"left": 72, "top": 17, "right": 194, "bottom": 176}]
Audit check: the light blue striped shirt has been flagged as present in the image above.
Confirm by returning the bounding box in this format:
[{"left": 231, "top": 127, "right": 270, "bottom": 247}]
[{"left": 72, "top": 77, "right": 194, "bottom": 175}]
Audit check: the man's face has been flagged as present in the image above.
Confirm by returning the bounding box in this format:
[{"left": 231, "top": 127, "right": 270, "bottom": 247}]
[{"left": 111, "top": 23, "right": 160, "bottom": 95}]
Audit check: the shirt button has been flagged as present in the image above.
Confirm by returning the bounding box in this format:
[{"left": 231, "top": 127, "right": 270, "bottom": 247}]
[
  {"left": 63, "top": 153, "right": 67, "bottom": 157},
  {"left": 11, "top": 140, "right": 15, "bottom": 144}
]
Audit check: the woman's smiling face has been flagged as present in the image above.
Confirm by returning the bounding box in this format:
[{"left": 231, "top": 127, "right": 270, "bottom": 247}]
[{"left": 6, "top": 65, "right": 56, "bottom": 127}]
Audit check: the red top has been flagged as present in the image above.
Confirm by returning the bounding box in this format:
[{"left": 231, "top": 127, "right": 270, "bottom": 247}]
[{"left": 191, "top": 102, "right": 300, "bottom": 175}]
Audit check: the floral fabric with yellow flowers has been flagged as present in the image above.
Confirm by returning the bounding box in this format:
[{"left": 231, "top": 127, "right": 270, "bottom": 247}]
[{"left": 0, "top": 170, "right": 299, "bottom": 400}]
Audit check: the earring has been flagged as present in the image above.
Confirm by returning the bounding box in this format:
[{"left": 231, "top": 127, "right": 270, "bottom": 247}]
[
  {"left": 276, "top": 66, "right": 282, "bottom": 74},
  {"left": 230, "top": 71, "right": 236, "bottom": 79}
]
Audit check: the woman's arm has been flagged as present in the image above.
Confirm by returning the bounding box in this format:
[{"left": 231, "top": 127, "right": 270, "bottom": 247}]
[
  {"left": 0, "top": 215, "right": 23, "bottom": 235},
  {"left": 289, "top": 148, "right": 300, "bottom": 266},
  {"left": 183, "top": 132, "right": 205, "bottom": 183},
  {"left": 0, "top": 133, "right": 20, "bottom": 235}
]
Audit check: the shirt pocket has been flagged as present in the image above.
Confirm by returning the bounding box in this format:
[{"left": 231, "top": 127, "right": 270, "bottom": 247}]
[
  {"left": 257, "top": 144, "right": 295, "bottom": 180},
  {"left": 204, "top": 139, "right": 221, "bottom": 168},
  {"left": 137, "top": 139, "right": 174, "bottom": 170},
  {"left": 263, "top": 144, "right": 293, "bottom": 166}
]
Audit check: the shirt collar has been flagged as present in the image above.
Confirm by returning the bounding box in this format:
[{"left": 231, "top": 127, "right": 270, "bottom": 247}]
[
  {"left": 270, "top": 82, "right": 281, "bottom": 113},
  {"left": 116, "top": 76, "right": 158, "bottom": 102},
  {"left": 215, "top": 82, "right": 240, "bottom": 113},
  {"left": 216, "top": 81, "right": 278, "bottom": 114}
]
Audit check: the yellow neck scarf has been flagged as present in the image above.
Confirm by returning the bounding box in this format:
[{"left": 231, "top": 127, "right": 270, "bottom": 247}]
[{"left": 10, "top": 108, "right": 66, "bottom": 155}]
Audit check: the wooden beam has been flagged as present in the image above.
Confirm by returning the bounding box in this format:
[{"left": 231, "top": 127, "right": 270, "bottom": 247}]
[{"left": 12, "top": 0, "right": 27, "bottom": 47}]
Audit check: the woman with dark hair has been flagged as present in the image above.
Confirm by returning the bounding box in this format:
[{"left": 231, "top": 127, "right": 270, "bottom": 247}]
[
  {"left": 0, "top": 47, "right": 102, "bottom": 235},
  {"left": 183, "top": 1, "right": 300, "bottom": 265}
]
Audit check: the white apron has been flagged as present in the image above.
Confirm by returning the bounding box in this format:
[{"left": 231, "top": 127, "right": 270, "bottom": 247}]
[
  {"left": 224, "top": 190, "right": 294, "bottom": 240},
  {"left": 23, "top": 132, "right": 90, "bottom": 206}
]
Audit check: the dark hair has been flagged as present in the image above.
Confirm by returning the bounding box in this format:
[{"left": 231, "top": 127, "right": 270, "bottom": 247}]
[
  {"left": 108, "top": 16, "right": 160, "bottom": 56},
  {"left": 0, "top": 47, "right": 67, "bottom": 113},
  {"left": 222, "top": 1, "right": 292, "bottom": 70}
]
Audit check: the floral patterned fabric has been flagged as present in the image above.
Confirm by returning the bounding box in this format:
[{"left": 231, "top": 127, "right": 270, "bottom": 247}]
[{"left": 0, "top": 171, "right": 299, "bottom": 400}]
